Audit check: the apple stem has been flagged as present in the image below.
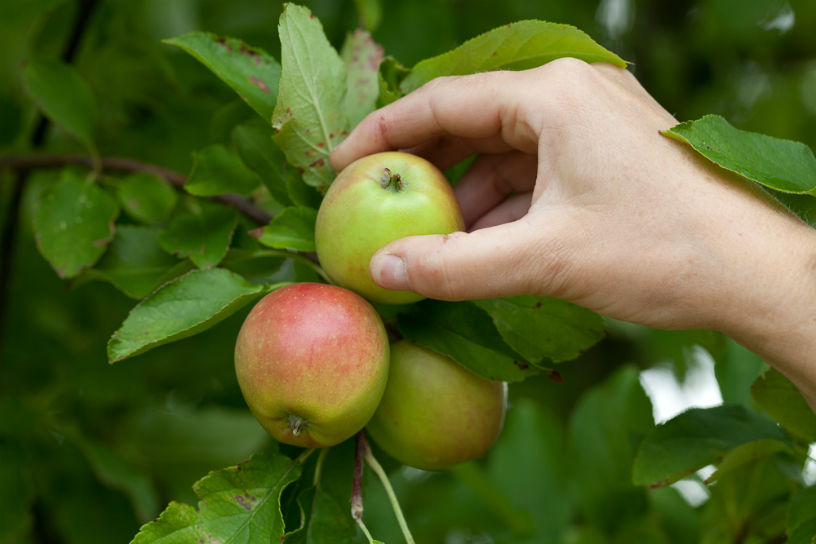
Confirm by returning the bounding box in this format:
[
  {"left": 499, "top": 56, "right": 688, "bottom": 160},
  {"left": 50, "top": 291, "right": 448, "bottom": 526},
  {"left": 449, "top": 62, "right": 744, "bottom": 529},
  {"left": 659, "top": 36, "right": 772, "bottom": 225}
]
[
  {"left": 313, "top": 447, "right": 329, "bottom": 486},
  {"left": 360, "top": 430, "right": 416, "bottom": 544},
  {"left": 380, "top": 168, "right": 404, "bottom": 192}
]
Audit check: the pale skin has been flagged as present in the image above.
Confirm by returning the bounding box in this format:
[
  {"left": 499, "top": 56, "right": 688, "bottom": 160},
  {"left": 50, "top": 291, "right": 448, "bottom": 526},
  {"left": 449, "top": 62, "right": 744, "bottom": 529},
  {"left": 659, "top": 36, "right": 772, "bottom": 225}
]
[{"left": 330, "top": 59, "right": 816, "bottom": 411}]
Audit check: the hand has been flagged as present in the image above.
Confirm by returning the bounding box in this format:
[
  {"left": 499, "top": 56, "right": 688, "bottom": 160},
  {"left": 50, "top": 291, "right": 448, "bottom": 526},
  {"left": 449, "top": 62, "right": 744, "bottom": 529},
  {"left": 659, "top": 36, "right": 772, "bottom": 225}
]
[{"left": 330, "top": 59, "right": 816, "bottom": 408}]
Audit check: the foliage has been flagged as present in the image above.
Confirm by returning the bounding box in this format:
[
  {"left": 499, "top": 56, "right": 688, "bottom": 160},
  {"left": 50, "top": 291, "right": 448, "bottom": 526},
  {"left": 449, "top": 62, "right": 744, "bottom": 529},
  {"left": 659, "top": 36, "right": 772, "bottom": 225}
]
[{"left": 1, "top": 0, "right": 816, "bottom": 543}]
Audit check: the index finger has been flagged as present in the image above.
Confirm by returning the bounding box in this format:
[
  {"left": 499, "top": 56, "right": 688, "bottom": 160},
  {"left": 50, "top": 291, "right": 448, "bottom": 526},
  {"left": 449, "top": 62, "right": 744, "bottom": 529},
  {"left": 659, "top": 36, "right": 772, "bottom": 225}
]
[{"left": 329, "top": 70, "right": 540, "bottom": 172}]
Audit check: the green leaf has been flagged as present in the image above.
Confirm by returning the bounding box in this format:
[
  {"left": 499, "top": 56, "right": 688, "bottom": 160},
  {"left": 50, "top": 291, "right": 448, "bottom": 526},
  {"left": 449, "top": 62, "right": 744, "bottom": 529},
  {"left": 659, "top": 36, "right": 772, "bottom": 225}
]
[
  {"left": 484, "top": 398, "right": 568, "bottom": 538},
  {"left": 397, "top": 300, "right": 543, "bottom": 382},
  {"left": 107, "top": 267, "right": 266, "bottom": 362},
  {"left": 291, "top": 488, "right": 355, "bottom": 543},
  {"left": 341, "top": 29, "right": 384, "bottom": 127},
  {"left": 474, "top": 296, "right": 605, "bottom": 364},
  {"left": 131, "top": 450, "right": 303, "bottom": 544},
  {"left": 352, "top": 0, "right": 382, "bottom": 31},
  {"left": 185, "top": 144, "right": 261, "bottom": 197},
  {"left": 400, "top": 20, "right": 627, "bottom": 93},
  {"left": 272, "top": 4, "right": 349, "bottom": 191},
  {"left": 376, "top": 57, "right": 410, "bottom": 108},
  {"left": 254, "top": 206, "right": 317, "bottom": 252},
  {"left": 703, "top": 439, "right": 792, "bottom": 484},
  {"left": 116, "top": 172, "right": 178, "bottom": 224},
  {"left": 231, "top": 121, "right": 321, "bottom": 209},
  {"left": 787, "top": 487, "right": 816, "bottom": 544},
  {"left": 220, "top": 248, "right": 291, "bottom": 286},
  {"left": 751, "top": 368, "right": 816, "bottom": 443},
  {"left": 662, "top": 114, "right": 816, "bottom": 194},
  {"left": 632, "top": 405, "right": 792, "bottom": 487},
  {"left": 22, "top": 57, "right": 97, "bottom": 151},
  {"left": 287, "top": 168, "right": 322, "bottom": 208},
  {"left": 164, "top": 31, "right": 281, "bottom": 121},
  {"left": 232, "top": 120, "right": 294, "bottom": 207},
  {"left": 158, "top": 201, "right": 238, "bottom": 269},
  {"left": 567, "top": 365, "right": 653, "bottom": 531},
  {"left": 82, "top": 225, "right": 192, "bottom": 299},
  {"left": 33, "top": 169, "right": 119, "bottom": 278},
  {"left": 288, "top": 443, "right": 357, "bottom": 544}
]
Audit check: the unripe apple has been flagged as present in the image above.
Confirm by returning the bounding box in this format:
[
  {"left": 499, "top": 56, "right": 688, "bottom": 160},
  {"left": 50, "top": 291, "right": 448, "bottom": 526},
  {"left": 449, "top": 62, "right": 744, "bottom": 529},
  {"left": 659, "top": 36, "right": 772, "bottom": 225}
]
[
  {"left": 315, "top": 151, "right": 464, "bottom": 305},
  {"left": 366, "top": 340, "right": 507, "bottom": 470},
  {"left": 234, "top": 282, "right": 389, "bottom": 447}
]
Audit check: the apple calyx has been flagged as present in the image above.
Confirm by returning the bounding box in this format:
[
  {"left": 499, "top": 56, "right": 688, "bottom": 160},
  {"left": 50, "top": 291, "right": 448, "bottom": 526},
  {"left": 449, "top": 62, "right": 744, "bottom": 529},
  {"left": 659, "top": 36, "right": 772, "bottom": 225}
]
[
  {"left": 380, "top": 168, "right": 404, "bottom": 192},
  {"left": 287, "top": 413, "right": 308, "bottom": 436}
]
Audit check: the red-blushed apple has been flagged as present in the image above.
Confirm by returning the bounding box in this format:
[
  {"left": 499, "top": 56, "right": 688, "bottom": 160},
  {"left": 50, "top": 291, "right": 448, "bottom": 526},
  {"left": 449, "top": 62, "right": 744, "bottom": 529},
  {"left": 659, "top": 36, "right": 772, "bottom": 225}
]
[
  {"left": 234, "top": 282, "right": 389, "bottom": 447},
  {"left": 366, "top": 340, "right": 507, "bottom": 470},
  {"left": 314, "top": 151, "right": 464, "bottom": 305}
]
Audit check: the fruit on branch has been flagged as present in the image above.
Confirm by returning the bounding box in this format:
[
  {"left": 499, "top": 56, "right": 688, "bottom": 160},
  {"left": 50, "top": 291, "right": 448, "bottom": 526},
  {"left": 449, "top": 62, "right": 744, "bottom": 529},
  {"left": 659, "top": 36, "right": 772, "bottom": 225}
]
[
  {"left": 366, "top": 340, "right": 507, "bottom": 470},
  {"left": 315, "top": 151, "right": 464, "bottom": 305},
  {"left": 234, "top": 282, "right": 390, "bottom": 447}
]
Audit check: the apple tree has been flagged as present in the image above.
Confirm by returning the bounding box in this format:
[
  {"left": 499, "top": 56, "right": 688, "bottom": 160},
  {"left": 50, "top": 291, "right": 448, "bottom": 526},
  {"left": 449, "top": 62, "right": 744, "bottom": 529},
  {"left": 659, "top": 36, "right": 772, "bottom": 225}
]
[{"left": 1, "top": 1, "right": 816, "bottom": 543}]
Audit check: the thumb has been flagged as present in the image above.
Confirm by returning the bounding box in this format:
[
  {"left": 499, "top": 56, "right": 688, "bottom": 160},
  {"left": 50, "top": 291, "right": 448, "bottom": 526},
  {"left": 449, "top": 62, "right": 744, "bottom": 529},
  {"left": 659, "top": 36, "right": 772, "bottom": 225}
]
[{"left": 369, "top": 219, "right": 555, "bottom": 301}]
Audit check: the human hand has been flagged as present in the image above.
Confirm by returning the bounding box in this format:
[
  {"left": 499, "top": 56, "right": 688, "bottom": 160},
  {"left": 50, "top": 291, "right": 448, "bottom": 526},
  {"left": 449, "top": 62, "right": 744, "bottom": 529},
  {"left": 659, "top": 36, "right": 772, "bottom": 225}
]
[{"left": 330, "top": 59, "right": 816, "bottom": 407}]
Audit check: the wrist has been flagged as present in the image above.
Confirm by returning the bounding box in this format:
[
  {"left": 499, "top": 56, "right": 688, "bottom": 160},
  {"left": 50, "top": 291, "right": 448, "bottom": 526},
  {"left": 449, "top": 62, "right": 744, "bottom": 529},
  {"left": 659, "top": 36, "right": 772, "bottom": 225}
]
[{"left": 713, "top": 209, "right": 816, "bottom": 410}]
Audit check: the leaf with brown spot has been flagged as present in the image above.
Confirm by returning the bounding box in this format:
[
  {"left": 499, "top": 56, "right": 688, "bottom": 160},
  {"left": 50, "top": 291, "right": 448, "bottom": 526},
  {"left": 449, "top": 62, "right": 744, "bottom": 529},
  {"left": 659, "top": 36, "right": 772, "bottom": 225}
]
[
  {"left": 130, "top": 449, "right": 301, "bottom": 543},
  {"left": 341, "top": 28, "right": 384, "bottom": 126},
  {"left": 272, "top": 4, "right": 349, "bottom": 190},
  {"left": 165, "top": 32, "right": 281, "bottom": 121}
]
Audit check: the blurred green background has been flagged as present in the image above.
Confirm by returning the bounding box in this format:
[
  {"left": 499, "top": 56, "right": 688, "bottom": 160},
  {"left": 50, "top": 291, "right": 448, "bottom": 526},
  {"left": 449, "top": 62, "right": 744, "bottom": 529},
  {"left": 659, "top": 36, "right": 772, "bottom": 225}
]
[{"left": 1, "top": 0, "right": 814, "bottom": 542}]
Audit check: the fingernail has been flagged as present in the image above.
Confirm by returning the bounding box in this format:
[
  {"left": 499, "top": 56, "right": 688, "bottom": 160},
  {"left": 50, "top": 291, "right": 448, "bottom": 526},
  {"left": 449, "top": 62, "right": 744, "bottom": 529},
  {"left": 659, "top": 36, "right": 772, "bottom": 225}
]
[{"left": 371, "top": 254, "right": 408, "bottom": 290}]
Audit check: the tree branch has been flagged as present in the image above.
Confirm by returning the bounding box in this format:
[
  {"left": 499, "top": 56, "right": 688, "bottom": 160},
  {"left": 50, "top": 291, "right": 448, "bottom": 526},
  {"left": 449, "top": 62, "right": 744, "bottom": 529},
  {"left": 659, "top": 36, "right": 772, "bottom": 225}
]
[{"left": 0, "top": 154, "right": 272, "bottom": 226}]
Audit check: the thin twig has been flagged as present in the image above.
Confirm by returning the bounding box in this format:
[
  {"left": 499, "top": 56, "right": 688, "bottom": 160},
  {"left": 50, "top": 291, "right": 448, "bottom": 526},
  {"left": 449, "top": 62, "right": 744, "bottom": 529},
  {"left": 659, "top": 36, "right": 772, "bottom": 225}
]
[
  {"left": 352, "top": 431, "right": 375, "bottom": 543},
  {"left": 361, "top": 432, "right": 415, "bottom": 544},
  {"left": 0, "top": 153, "right": 272, "bottom": 225},
  {"left": 0, "top": 154, "right": 186, "bottom": 187}
]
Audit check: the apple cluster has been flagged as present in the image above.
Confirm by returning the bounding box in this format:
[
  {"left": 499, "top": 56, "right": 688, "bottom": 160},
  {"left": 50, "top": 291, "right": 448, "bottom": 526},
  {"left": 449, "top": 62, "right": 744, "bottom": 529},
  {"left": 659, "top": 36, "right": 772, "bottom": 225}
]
[{"left": 234, "top": 152, "right": 507, "bottom": 470}]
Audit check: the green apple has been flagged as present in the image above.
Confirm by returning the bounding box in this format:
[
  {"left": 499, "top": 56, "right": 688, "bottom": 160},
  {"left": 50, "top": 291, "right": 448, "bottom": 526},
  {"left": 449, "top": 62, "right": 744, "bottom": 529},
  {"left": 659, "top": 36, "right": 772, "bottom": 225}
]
[
  {"left": 315, "top": 151, "right": 464, "bottom": 305},
  {"left": 234, "top": 282, "right": 389, "bottom": 447},
  {"left": 366, "top": 340, "right": 507, "bottom": 470}
]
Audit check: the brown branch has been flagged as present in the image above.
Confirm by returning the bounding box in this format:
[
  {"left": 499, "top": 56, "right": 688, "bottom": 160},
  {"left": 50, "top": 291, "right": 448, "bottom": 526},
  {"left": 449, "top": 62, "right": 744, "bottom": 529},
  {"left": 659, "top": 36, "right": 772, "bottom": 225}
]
[{"left": 0, "top": 154, "right": 272, "bottom": 226}]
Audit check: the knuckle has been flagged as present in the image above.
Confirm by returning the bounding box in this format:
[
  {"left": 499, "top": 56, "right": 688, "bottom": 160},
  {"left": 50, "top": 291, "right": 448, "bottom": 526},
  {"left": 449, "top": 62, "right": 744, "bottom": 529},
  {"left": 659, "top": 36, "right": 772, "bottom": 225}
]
[
  {"left": 420, "top": 75, "right": 454, "bottom": 94},
  {"left": 546, "top": 56, "right": 594, "bottom": 80},
  {"left": 532, "top": 58, "right": 600, "bottom": 126}
]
